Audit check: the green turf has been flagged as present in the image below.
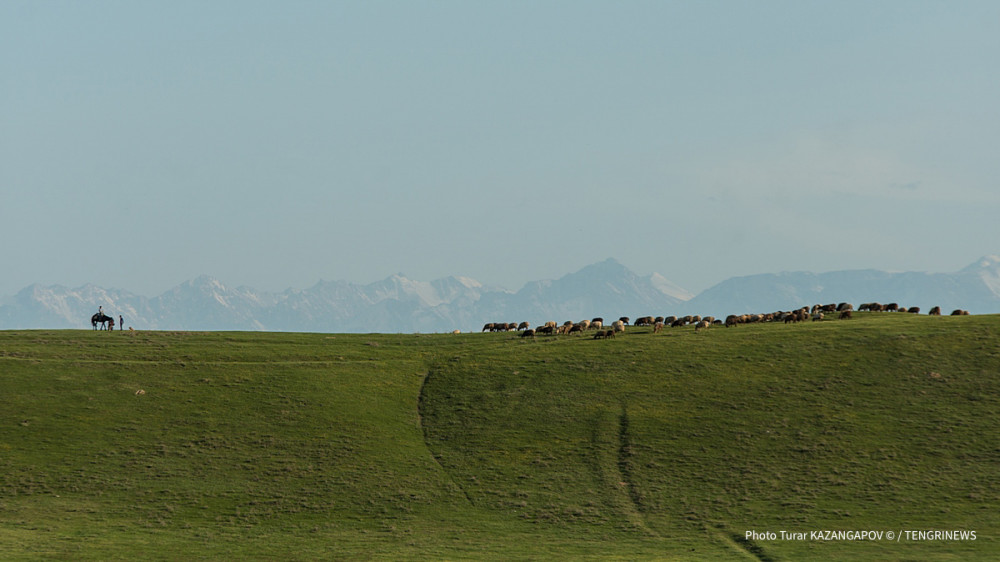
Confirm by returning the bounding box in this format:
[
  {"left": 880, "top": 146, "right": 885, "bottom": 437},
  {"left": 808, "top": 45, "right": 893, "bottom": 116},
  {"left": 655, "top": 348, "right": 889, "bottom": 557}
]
[{"left": 1, "top": 313, "right": 998, "bottom": 559}]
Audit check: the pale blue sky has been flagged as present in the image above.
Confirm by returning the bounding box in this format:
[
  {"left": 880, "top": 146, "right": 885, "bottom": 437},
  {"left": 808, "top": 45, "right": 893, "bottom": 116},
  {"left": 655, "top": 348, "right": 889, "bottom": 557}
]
[{"left": 3, "top": 1, "right": 998, "bottom": 297}]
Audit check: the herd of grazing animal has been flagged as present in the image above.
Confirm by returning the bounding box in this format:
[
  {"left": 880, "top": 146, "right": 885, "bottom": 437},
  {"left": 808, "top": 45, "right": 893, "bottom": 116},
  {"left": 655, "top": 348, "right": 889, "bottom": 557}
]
[{"left": 481, "top": 301, "right": 972, "bottom": 340}]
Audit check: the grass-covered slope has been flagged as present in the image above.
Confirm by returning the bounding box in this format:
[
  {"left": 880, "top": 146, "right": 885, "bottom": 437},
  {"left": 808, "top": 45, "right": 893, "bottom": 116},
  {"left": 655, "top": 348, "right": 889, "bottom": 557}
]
[{"left": 1, "top": 313, "right": 998, "bottom": 559}]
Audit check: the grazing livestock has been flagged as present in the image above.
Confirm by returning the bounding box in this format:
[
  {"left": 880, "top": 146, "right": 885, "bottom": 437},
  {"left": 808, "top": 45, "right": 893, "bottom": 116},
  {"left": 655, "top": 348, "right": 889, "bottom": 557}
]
[
  {"left": 840, "top": 310, "right": 853, "bottom": 320},
  {"left": 907, "top": 307, "right": 920, "bottom": 314},
  {"left": 811, "top": 312, "right": 824, "bottom": 322},
  {"left": 725, "top": 315, "right": 740, "bottom": 327},
  {"left": 653, "top": 321, "right": 664, "bottom": 334},
  {"left": 694, "top": 320, "right": 710, "bottom": 332},
  {"left": 592, "top": 317, "right": 604, "bottom": 325},
  {"left": 612, "top": 320, "right": 626, "bottom": 333},
  {"left": 928, "top": 306, "right": 941, "bottom": 316},
  {"left": 951, "top": 309, "right": 970, "bottom": 316},
  {"left": 619, "top": 317, "right": 630, "bottom": 325},
  {"left": 521, "top": 329, "right": 535, "bottom": 339},
  {"left": 885, "top": 303, "right": 899, "bottom": 312},
  {"left": 837, "top": 302, "right": 854, "bottom": 312},
  {"left": 634, "top": 316, "right": 655, "bottom": 327},
  {"left": 590, "top": 320, "right": 603, "bottom": 330},
  {"left": 537, "top": 325, "right": 555, "bottom": 335},
  {"left": 482, "top": 323, "right": 494, "bottom": 332},
  {"left": 578, "top": 319, "right": 591, "bottom": 330},
  {"left": 517, "top": 321, "right": 530, "bottom": 331}
]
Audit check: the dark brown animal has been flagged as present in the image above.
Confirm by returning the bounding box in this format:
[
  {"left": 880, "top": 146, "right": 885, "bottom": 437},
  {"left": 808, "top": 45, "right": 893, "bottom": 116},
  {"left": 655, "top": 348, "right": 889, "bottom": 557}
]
[
  {"left": 839, "top": 310, "right": 853, "bottom": 320},
  {"left": 634, "top": 316, "right": 654, "bottom": 327},
  {"left": 928, "top": 306, "right": 941, "bottom": 316}
]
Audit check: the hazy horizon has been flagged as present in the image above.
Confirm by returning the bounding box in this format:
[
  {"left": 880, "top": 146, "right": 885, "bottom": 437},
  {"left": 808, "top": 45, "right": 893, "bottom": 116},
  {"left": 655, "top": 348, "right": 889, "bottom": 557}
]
[
  {"left": 4, "top": 253, "right": 999, "bottom": 301},
  {"left": 4, "top": 2, "right": 999, "bottom": 298}
]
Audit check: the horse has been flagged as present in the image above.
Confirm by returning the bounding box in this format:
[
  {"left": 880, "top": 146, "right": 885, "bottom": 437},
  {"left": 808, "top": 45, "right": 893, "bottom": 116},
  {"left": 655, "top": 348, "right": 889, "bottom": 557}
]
[{"left": 91, "top": 313, "right": 113, "bottom": 330}]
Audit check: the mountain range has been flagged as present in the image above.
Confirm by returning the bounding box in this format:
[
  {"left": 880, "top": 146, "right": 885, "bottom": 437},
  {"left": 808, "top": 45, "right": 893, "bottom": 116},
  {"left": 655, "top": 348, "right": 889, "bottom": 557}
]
[{"left": 2, "top": 256, "right": 998, "bottom": 332}]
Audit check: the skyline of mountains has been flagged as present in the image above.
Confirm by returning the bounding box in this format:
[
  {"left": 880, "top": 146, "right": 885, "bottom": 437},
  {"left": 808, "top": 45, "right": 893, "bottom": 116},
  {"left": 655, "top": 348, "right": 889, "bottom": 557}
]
[{"left": 2, "top": 255, "right": 999, "bottom": 332}]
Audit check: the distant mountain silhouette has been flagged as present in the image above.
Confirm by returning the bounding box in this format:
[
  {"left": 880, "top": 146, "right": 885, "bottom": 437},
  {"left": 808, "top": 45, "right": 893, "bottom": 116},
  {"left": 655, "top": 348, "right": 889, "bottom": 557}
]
[{"left": 2, "top": 256, "right": 998, "bottom": 332}]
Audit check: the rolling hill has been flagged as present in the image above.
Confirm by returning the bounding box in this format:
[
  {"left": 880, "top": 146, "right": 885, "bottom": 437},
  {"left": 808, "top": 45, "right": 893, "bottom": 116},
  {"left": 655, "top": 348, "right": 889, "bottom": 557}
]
[{"left": 1, "top": 312, "right": 998, "bottom": 559}]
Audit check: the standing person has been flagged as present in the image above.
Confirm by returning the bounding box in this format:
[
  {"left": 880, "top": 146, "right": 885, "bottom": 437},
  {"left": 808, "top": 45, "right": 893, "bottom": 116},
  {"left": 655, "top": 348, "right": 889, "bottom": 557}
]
[
  {"left": 120, "top": 315, "right": 124, "bottom": 330},
  {"left": 108, "top": 317, "right": 115, "bottom": 331}
]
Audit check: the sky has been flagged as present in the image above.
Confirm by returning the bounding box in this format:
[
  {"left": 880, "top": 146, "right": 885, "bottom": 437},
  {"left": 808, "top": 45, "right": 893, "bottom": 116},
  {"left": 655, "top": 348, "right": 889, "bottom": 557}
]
[{"left": 3, "top": 1, "right": 999, "bottom": 298}]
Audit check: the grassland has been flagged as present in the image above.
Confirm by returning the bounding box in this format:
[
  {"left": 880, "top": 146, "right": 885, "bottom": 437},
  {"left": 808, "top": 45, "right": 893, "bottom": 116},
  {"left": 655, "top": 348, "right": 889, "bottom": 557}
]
[{"left": 1, "top": 312, "right": 998, "bottom": 559}]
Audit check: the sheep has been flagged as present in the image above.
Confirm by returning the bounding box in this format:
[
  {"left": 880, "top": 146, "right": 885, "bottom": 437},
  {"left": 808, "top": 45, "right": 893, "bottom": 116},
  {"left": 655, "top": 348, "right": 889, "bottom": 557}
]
[
  {"left": 652, "top": 321, "right": 664, "bottom": 334},
  {"left": 568, "top": 324, "right": 584, "bottom": 335},
  {"left": 907, "top": 307, "right": 921, "bottom": 314},
  {"left": 591, "top": 317, "right": 604, "bottom": 325},
  {"left": 517, "top": 321, "right": 530, "bottom": 331},
  {"left": 725, "top": 314, "right": 740, "bottom": 327},
  {"left": 839, "top": 310, "right": 853, "bottom": 320},
  {"left": 885, "top": 303, "right": 899, "bottom": 312},
  {"left": 694, "top": 320, "right": 710, "bottom": 332},
  {"left": 634, "top": 316, "right": 654, "bottom": 327},
  {"left": 928, "top": 306, "right": 941, "bottom": 316},
  {"left": 605, "top": 329, "right": 616, "bottom": 339},
  {"left": 612, "top": 320, "right": 625, "bottom": 333},
  {"left": 951, "top": 309, "right": 970, "bottom": 316},
  {"left": 593, "top": 330, "right": 606, "bottom": 340},
  {"left": 578, "top": 319, "right": 591, "bottom": 330},
  {"left": 590, "top": 320, "right": 603, "bottom": 330},
  {"left": 811, "top": 312, "right": 824, "bottom": 322},
  {"left": 837, "top": 302, "right": 854, "bottom": 312},
  {"left": 521, "top": 329, "right": 536, "bottom": 339},
  {"left": 482, "top": 323, "right": 494, "bottom": 332},
  {"left": 619, "top": 316, "right": 630, "bottom": 325}
]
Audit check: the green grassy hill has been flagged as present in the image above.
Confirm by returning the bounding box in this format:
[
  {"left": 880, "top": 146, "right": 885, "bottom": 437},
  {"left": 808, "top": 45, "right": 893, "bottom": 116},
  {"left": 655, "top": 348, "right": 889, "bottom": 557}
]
[{"left": 1, "top": 313, "right": 998, "bottom": 559}]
